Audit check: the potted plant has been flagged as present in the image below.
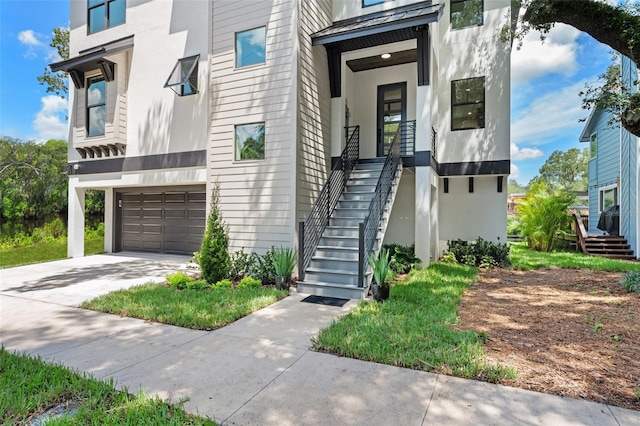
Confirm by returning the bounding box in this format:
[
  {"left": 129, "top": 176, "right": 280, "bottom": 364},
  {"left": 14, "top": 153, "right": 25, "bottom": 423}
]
[
  {"left": 369, "top": 248, "right": 391, "bottom": 302},
  {"left": 272, "top": 246, "right": 297, "bottom": 290}
]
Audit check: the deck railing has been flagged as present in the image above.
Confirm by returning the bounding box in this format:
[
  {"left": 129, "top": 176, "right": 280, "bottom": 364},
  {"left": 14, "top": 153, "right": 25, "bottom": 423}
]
[
  {"left": 357, "top": 124, "right": 402, "bottom": 287},
  {"left": 298, "top": 126, "right": 359, "bottom": 281}
]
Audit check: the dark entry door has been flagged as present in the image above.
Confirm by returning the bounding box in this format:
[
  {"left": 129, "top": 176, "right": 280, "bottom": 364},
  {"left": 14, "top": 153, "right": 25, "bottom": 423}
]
[{"left": 377, "top": 82, "right": 406, "bottom": 157}]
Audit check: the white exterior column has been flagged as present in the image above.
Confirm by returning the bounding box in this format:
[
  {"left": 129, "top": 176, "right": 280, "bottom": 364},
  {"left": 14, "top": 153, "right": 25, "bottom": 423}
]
[
  {"left": 415, "top": 85, "right": 433, "bottom": 265},
  {"left": 103, "top": 189, "right": 113, "bottom": 253},
  {"left": 67, "top": 183, "right": 85, "bottom": 258}
]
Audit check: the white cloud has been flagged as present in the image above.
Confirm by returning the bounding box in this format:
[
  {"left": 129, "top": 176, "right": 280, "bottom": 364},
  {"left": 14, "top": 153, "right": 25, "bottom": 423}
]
[
  {"left": 512, "top": 24, "right": 581, "bottom": 86},
  {"left": 511, "top": 143, "right": 543, "bottom": 160},
  {"left": 32, "top": 95, "right": 68, "bottom": 141},
  {"left": 18, "top": 29, "right": 43, "bottom": 46},
  {"left": 511, "top": 79, "right": 589, "bottom": 146},
  {"left": 510, "top": 163, "right": 520, "bottom": 179}
]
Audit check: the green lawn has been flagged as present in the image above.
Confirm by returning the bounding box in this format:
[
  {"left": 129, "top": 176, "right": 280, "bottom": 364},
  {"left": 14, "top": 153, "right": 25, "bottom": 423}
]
[
  {"left": 312, "top": 263, "right": 515, "bottom": 382},
  {"left": 81, "top": 284, "right": 289, "bottom": 330},
  {"left": 0, "top": 347, "right": 215, "bottom": 425},
  {"left": 509, "top": 242, "right": 640, "bottom": 271},
  {"left": 0, "top": 237, "right": 104, "bottom": 268}
]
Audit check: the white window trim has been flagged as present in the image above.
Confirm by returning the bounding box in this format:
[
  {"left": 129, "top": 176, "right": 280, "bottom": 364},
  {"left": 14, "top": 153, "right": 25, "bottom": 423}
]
[
  {"left": 598, "top": 184, "right": 618, "bottom": 213},
  {"left": 590, "top": 131, "right": 597, "bottom": 159},
  {"left": 234, "top": 25, "right": 267, "bottom": 70}
]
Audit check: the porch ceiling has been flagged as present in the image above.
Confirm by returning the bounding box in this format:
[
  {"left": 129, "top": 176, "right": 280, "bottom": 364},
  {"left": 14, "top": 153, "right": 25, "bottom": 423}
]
[
  {"left": 311, "top": 1, "right": 441, "bottom": 51},
  {"left": 346, "top": 49, "right": 417, "bottom": 72}
]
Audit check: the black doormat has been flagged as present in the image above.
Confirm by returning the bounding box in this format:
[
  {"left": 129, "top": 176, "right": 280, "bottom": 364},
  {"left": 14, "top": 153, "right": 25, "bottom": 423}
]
[{"left": 301, "top": 295, "right": 350, "bottom": 307}]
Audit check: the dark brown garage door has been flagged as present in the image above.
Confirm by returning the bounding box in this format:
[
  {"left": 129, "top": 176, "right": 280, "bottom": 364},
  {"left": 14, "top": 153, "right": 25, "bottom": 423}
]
[{"left": 119, "top": 188, "right": 206, "bottom": 254}]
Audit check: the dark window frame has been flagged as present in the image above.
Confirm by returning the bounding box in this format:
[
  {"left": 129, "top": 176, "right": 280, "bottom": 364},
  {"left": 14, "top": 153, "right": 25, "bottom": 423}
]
[
  {"left": 86, "top": 75, "right": 106, "bottom": 137},
  {"left": 88, "top": 0, "right": 126, "bottom": 35},
  {"left": 450, "top": 0, "right": 483, "bottom": 30},
  {"left": 164, "top": 55, "right": 200, "bottom": 97},
  {"left": 451, "top": 76, "right": 485, "bottom": 131},
  {"left": 362, "top": 0, "right": 394, "bottom": 8}
]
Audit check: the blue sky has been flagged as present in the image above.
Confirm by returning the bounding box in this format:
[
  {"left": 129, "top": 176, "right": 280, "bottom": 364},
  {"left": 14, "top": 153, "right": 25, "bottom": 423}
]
[{"left": 0, "top": 1, "right": 613, "bottom": 185}]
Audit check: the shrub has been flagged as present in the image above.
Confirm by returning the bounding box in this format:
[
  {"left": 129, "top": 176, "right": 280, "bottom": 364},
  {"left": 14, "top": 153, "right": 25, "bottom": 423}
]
[
  {"left": 166, "top": 271, "right": 191, "bottom": 289},
  {"left": 238, "top": 276, "right": 261, "bottom": 288},
  {"left": 199, "top": 181, "right": 230, "bottom": 284},
  {"left": 383, "top": 243, "right": 421, "bottom": 273},
  {"left": 446, "top": 237, "right": 510, "bottom": 268},
  {"left": 248, "top": 247, "right": 277, "bottom": 284},
  {"left": 441, "top": 251, "right": 458, "bottom": 264},
  {"left": 229, "top": 248, "right": 252, "bottom": 281},
  {"left": 186, "top": 280, "right": 208, "bottom": 290},
  {"left": 213, "top": 279, "right": 233, "bottom": 288},
  {"left": 85, "top": 222, "right": 105, "bottom": 239},
  {"left": 272, "top": 246, "right": 297, "bottom": 277},
  {"left": 621, "top": 271, "right": 640, "bottom": 293},
  {"left": 518, "top": 182, "right": 574, "bottom": 252},
  {"left": 368, "top": 248, "right": 391, "bottom": 287},
  {"left": 507, "top": 215, "right": 522, "bottom": 236}
]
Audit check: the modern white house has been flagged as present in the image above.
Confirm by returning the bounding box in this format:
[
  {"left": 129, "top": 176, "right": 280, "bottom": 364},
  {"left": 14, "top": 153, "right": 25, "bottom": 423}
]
[{"left": 55, "top": 0, "right": 511, "bottom": 298}]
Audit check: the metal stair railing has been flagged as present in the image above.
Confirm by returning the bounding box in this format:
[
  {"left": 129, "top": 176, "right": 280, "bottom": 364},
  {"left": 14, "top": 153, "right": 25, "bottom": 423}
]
[
  {"left": 358, "top": 124, "right": 402, "bottom": 287},
  {"left": 400, "top": 120, "right": 416, "bottom": 156},
  {"left": 298, "top": 126, "right": 359, "bottom": 281}
]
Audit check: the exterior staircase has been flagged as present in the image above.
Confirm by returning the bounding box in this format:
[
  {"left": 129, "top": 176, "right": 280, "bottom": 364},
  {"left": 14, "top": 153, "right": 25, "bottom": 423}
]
[
  {"left": 583, "top": 235, "right": 636, "bottom": 260},
  {"left": 297, "top": 158, "right": 400, "bottom": 299}
]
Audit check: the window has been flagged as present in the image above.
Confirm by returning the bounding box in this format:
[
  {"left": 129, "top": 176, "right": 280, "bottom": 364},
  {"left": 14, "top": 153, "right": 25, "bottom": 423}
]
[
  {"left": 590, "top": 132, "right": 597, "bottom": 158},
  {"left": 235, "top": 27, "right": 266, "bottom": 68},
  {"left": 165, "top": 55, "right": 199, "bottom": 96},
  {"left": 451, "top": 0, "right": 483, "bottom": 29},
  {"left": 363, "top": 0, "right": 393, "bottom": 7},
  {"left": 599, "top": 186, "right": 618, "bottom": 212},
  {"left": 87, "top": 75, "right": 106, "bottom": 137},
  {"left": 451, "top": 77, "right": 485, "bottom": 130},
  {"left": 235, "top": 123, "right": 265, "bottom": 161},
  {"left": 88, "top": 0, "right": 125, "bottom": 34}
]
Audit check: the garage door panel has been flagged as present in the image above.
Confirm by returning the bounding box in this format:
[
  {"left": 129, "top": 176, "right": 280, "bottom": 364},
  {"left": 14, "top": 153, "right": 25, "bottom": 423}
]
[{"left": 120, "top": 188, "right": 205, "bottom": 254}]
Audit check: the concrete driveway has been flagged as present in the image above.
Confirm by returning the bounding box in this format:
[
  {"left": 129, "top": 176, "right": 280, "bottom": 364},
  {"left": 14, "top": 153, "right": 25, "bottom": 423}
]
[{"left": 0, "top": 252, "right": 192, "bottom": 306}]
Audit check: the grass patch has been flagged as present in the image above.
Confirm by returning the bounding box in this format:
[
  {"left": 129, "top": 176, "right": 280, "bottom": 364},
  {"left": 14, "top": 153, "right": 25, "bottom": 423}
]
[
  {"left": 312, "top": 263, "right": 516, "bottom": 382},
  {"left": 0, "top": 346, "right": 215, "bottom": 425},
  {"left": 0, "top": 237, "right": 104, "bottom": 268},
  {"left": 509, "top": 242, "right": 640, "bottom": 272},
  {"left": 81, "top": 284, "right": 288, "bottom": 330}
]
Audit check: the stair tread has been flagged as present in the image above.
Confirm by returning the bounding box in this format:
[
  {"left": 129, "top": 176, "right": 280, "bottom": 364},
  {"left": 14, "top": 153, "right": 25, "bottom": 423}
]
[
  {"left": 312, "top": 255, "right": 359, "bottom": 261},
  {"left": 306, "top": 267, "right": 361, "bottom": 275},
  {"left": 317, "top": 246, "right": 359, "bottom": 251},
  {"left": 298, "top": 280, "right": 365, "bottom": 289}
]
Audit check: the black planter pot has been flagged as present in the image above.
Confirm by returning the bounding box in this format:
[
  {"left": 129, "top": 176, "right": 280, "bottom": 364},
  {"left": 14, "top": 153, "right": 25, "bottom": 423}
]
[
  {"left": 371, "top": 283, "right": 390, "bottom": 302},
  {"left": 275, "top": 276, "right": 291, "bottom": 290}
]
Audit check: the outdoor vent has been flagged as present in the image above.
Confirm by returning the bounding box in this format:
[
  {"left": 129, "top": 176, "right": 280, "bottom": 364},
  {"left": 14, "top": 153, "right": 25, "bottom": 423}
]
[
  {"left": 468, "top": 177, "right": 474, "bottom": 193},
  {"left": 165, "top": 54, "right": 199, "bottom": 96},
  {"left": 444, "top": 178, "right": 449, "bottom": 193},
  {"left": 497, "top": 176, "right": 504, "bottom": 193}
]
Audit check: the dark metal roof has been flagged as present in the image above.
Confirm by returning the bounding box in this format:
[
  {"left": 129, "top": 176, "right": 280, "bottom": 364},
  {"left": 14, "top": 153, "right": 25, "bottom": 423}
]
[
  {"left": 311, "top": 1, "right": 441, "bottom": 50},
  {"left": 50, "top": 35, "right": 134, "bottom": 73}
]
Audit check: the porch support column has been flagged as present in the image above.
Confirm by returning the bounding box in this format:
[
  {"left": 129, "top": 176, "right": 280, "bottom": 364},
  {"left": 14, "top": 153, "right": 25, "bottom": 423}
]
[
  {"left": 327, "top": 44, "right": 342, "bottom": 98},
  {"left": 417, "top": 26, "right": 430, "bottom": 86},
  {"left": 68, "top": 183, "right": 85, "bottom": 258},
  {"left": 415, "top": 84, "right": 435, "bottom": 265},
  {"left": 104, "top": 189, "right": 114, "bottom": 253},
  {"left": 331, "top": 98, "right": 346, "bottom": 157}
]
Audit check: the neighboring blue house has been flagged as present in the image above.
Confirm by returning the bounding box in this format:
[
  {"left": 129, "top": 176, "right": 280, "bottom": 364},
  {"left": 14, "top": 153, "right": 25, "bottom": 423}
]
[{"left": 579, "top": 56, "right": 639, "bottom": 260}]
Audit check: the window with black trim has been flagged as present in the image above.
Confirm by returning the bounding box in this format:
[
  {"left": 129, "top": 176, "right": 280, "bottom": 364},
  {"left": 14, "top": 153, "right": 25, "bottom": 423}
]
[
  {"left": 235, "top": 122, "right": 265, "bottom": 161},
  {"left": 235, "top": 27, "right": 266, "bottom": 68},
  {"left": 451, "top": 0, "right": 483, "bottom": 29},
  {"left": 599, "top": 186, "right": 618, "bottom": 212},
  {"left": 88, "top": 0, "right": 125, "bottom": 34},
  {"left": 451, "top": 77, "right": 485, "bottom": 130},
  {"left": 165, "top": 55, "right": 199, "bottom": 96},
  {"left": 590, "top": 132, "right": 597, "bottom": 158},
  {"left": 87, "top": 75, "right": 106, "bottom": 137}
]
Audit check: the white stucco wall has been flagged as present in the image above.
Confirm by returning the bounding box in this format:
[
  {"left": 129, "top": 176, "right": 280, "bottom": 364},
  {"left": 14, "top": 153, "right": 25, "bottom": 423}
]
[
  {"left": 332, "top": 0, "right": 430, "bottom": 21},
  {"left": 383, "top": 172, "right": 415, "bottom": 246}
]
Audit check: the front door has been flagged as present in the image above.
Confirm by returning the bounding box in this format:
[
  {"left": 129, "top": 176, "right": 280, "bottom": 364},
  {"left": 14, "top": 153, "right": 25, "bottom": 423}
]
[{"left": 377, "top": 82, "right": 406, "bottom": 157}]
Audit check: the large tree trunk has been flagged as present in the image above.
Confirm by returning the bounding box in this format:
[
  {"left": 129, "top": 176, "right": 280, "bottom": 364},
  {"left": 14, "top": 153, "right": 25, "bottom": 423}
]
[{"left": 523, "top": 0, "right": 640, "bottom": 137}]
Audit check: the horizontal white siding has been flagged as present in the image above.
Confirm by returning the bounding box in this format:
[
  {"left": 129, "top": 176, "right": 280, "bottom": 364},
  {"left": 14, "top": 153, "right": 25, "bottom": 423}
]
[{"left": 210, "top": 0, "right": 297, "bottom": 253}]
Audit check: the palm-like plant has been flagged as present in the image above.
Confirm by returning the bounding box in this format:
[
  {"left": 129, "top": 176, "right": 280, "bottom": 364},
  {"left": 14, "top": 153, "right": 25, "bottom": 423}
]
[{"left": 369, "top": 248, "right": 391, "bottom": 287}]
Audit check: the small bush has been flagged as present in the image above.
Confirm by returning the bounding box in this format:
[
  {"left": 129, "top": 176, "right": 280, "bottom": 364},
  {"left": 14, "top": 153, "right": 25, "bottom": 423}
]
[
  {"left": 272, "top": 246, "right": 297, "bottom": 277},
  {"left": 248, "top": 247, "right": 277, "bottom": 285},
  {"left": 166, "top": 271, "right": 191, "bottom": 289},
  {"left": 383, "top": 243, "right": 421, "bottom": 273},
  {"left": 507, "top": 215, "right": 522, "bottom": 236},
  {"left": 213, "top": 279, "right": 233, "bottom": 288},
  {"left": 441, "top": 251, "right": 458, "bottom": 264},
  {"left": 229, "top": 248, "right": 252, "bottom": 281},
  {"left": 621, "top": 271, "right": 640, "bottom": 293},
  {"left": 446, "top": 237, "right": 510, "bottom": 268},
  {"left": 186, "top": 280, "right": 208, "bottom": 290},
  {"left": 238, "top": 276, "right": 261, "bottom": 288},
  {"left": 200, "top": 181, "right": 231, "bottom": 284}
]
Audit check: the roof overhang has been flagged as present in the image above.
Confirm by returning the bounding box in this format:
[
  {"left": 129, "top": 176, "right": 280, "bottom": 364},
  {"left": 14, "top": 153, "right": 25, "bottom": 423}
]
[
  {"left": 579, "top": 108, "right": 597, "bottom": 142},
  {"left": 50, "top": 35, "right": 134, "bottom": 89},
  {"left": 311, "top": 1, "right": 442, "bottom": 52}
]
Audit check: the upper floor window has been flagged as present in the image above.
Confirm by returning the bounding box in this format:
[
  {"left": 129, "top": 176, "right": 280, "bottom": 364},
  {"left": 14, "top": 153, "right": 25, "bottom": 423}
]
[
  {"left": 451, "top": 0, "right": 483, "bottom": 29},
  {"left": 88, "top": 0, "right": 125, "bottom": 34},
  {"left": 235, "top": 26, "right": 266, "bottom": 68},
  {"left": 165, "top": 55, "right": 199, "bottom": 96},
  {"left": 363, "top": 0, "right": 393, "bottom": 7},
  {"left": 235, "top": 122, "right": 265, "bottom": 161},
  {"left": 87, "top": 75, "right": 106, "bottom": 137},
  {"left": 590, "top": 132, "right": 597, "bottom": 158},
  {"left": 451, "top": 77, "right": 485, "bottom": 130}
]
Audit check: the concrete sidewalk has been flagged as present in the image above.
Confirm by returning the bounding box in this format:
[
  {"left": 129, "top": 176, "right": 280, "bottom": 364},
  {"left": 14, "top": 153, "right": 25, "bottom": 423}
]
[{"left": 1, "top": 256, "right": 639, "bottom": 425}]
